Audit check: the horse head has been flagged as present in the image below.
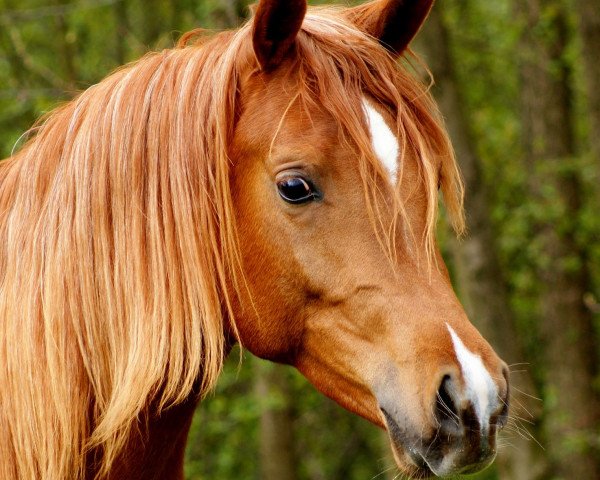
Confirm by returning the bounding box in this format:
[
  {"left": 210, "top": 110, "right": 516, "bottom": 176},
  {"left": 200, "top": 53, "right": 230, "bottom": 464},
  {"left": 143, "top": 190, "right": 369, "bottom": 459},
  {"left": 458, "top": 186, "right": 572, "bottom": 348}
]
[{"left": 229, "top": 1, "right": 509, "bottom": 477}]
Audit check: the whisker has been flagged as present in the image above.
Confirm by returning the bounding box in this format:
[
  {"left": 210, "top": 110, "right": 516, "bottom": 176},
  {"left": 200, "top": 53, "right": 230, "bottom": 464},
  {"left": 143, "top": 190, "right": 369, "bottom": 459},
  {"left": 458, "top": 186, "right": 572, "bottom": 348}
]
[
  {"left": 497, "top": 440, "right": 518, "bottom": 451},
  {"left": 507, "top": 395, "right": 536, "bottom": 419},
  {"left": 509, "top": 386, "right": 543, "bottom": 402},
  {"left": 502, "top": 420, "right": 545, "bottom": 450},
  {"left": 508, "top": 362, "right": 531, "bottom": 368},
  {"left": 371, "top": 465, "right": 398, "bottom": 480},
  {"left": 436, "top": 391, "right": 460, "bottom": 426},
  {"left": 423, "top": 426, "right": 440, "bottom": 460},
  {"left": 505, "top": 410, "right": 536, "bottom": 425}
]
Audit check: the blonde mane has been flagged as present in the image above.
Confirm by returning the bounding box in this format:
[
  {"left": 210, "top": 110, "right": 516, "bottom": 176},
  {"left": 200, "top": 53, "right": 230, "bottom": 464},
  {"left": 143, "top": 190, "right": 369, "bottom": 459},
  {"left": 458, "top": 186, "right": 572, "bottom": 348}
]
[{"left": 0, "top": 8, "right": 463, "bottom": 480}]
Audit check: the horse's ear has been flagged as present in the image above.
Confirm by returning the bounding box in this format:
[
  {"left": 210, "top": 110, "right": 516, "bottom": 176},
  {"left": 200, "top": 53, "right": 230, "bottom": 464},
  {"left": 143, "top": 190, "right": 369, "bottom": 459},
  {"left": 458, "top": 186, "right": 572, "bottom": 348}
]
[
  {"left": 252, "top": 0, "right": 307, "bottom": 71},
  {"left": 346, "top": 0, "right": 434, "bottom": 56}
]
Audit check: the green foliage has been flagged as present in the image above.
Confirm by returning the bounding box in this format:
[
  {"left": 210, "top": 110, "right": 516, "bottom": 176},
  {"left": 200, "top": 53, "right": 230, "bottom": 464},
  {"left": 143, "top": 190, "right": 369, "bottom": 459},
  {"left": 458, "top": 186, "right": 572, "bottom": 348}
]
[
  {"left": 1, "top": 0, "right": 599, "bottom": 478},
  {"left": 185, "top": 350, "right": 391, "bottom": 479}
]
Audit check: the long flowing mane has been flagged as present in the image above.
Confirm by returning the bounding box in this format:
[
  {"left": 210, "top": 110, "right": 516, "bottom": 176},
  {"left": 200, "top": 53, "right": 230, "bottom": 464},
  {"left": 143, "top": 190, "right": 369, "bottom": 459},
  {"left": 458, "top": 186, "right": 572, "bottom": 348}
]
[{"left": 0, "top": 8, "right": 463, "bottom": 479}]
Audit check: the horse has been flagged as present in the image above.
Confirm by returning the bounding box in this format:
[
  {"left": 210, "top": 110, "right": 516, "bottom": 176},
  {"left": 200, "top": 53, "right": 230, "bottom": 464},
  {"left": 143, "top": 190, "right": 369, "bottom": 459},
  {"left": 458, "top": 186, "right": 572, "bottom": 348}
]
[{"left": 0, "top": 0, "right": 509, "bottom": 478}]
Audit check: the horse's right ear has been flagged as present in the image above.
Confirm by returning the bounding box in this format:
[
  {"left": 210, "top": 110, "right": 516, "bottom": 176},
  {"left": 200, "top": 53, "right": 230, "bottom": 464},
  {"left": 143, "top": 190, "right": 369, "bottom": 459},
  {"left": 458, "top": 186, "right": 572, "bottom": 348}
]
[
  {"left": 252, "top": 0, "right": 307, "bottom": 71},
  {"left": 346, "top": 0, "right": 434, "bottom": 56}
]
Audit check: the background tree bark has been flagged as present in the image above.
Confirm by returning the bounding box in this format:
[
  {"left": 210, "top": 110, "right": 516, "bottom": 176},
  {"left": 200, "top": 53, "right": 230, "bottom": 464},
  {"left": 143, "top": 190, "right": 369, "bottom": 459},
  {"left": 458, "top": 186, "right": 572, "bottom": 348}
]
[
  {"left": 254, "top": 361, "right": 298, "bottom": 480},
  {"left": 574, "top": 0, "right": 600, "bottom": 161},
  {"left": 417, "top": 5, "right": 547, "bottom": 479},
  {"left": 55, "top": 1, "right": 77, "bottom": 92},
  {"left": 114, "top": 0, "right": 129, "bottom": 65},
  {"left": 517, "top": 0, "right": 600, "bottom": 477}
]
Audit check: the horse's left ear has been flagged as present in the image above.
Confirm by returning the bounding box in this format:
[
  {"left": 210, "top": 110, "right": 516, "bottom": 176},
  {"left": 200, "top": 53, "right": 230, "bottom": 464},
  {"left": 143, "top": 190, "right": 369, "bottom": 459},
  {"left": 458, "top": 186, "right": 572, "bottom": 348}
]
[
  {"left": 252, "top": 0, "right": 307, "bottom": 71},
  {"left": 347, "top": 0, "right": 434, "bottom": 56}
]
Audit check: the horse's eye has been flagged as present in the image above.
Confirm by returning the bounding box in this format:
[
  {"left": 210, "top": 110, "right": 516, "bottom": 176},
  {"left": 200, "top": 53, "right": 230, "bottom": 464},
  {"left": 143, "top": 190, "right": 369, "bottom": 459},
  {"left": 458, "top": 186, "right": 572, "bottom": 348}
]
[{"left": 277, "top": 177, "right": 320, "bottom": 204}]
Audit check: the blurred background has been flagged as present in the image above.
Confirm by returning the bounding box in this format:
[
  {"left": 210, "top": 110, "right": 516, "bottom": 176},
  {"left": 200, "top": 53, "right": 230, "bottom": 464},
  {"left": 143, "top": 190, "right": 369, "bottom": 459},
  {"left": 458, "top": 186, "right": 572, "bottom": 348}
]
[{"left": 1, "top": 1, "right": 599, "bottom": 479}]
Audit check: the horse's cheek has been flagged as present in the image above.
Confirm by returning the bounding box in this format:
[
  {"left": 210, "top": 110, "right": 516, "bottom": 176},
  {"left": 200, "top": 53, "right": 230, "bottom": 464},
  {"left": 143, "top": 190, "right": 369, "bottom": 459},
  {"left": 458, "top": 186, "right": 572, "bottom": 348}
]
[{"left": 230, "top": 215, "right": 307, "bottom": 361}]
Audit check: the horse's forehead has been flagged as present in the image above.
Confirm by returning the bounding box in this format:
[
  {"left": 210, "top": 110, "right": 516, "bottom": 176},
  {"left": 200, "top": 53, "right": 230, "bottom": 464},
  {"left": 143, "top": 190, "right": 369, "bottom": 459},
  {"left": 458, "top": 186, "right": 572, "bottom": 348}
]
[
  {"left": 237, "top": 76, "right": 344, "bottom": 158},
  {"left": 243, "top": 75, "right": 328, "bottom": 121},
  {"left": 238, "top": 73, "right": 401, "bottom": 178}
]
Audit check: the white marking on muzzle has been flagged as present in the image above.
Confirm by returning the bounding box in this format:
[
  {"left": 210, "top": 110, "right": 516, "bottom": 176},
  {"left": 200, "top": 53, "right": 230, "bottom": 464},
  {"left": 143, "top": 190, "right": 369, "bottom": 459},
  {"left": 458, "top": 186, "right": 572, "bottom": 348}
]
[
  {"left": 446, "top": 324, "right": 497, "bottom": 428},
  {"left": 362, "top": 98, "right": 399, "bottom": 183}
]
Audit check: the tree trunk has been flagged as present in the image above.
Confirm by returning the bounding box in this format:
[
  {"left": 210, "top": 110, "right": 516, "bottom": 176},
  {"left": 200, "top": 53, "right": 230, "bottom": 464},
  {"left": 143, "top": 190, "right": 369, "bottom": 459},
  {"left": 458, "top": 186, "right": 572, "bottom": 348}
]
[
  {"left": 574, "top": 0, "right": 600, "bottom": 161},
  {"left": 139, "top": 0, "right": 164, "bottom": 48},
  {"left": 417, "top": 5, "right": 547, "bottom": 479},
  {"left": 114, "top": 0, "right": 129, "bottom": 65},
  {"left": 55, "top": 2, "right": 77, "bottom": 92},
  {"left": 517, "top": 1, "right": 600, "bottom": 478},
  {"left": 254, "top": 361, "right": 298, "bottom": 480}
]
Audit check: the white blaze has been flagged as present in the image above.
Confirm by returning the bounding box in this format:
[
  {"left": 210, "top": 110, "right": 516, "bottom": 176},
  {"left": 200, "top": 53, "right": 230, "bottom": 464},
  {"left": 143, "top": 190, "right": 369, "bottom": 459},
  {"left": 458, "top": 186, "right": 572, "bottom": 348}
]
[
  {"left": 362, "top": 98, "right": 399, "bottom": 183},
  {"left": 446, "top": 324, "right": 497, "bottom": 427}
]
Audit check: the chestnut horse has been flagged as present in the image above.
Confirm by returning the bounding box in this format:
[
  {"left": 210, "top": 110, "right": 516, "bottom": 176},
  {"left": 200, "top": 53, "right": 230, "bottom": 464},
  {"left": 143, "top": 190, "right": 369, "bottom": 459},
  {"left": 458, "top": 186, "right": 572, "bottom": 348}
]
[{"left": 0, "top": 0, "right": 509, "bottom": 478}]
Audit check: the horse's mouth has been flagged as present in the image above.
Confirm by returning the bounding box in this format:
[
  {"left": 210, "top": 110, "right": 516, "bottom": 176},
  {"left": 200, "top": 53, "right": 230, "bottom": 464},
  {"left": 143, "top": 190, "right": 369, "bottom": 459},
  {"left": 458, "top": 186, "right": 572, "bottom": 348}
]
[
  {"left": 380, "top": 405, "right": 498, "bottom": 479},
  {"left": 401, "top": 449, "right": 436, "bottom": 479},
  {"left": 380, "top": 407, "right": 436, "bottom": 478},
  {"left": 389, "top": 443, "right": 436, "bottom": 479}
]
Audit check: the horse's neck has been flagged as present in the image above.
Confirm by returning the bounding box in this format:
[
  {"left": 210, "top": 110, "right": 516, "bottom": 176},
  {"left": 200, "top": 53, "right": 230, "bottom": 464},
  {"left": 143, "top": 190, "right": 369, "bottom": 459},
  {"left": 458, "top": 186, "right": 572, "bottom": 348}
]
[{"left": 100, "top": 393, "right": 200, "bottom": 480}]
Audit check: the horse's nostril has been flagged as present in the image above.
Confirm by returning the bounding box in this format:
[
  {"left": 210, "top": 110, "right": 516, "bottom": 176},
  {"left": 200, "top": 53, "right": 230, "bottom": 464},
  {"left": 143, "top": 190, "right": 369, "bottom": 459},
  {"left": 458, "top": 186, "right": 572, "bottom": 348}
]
[
  {"left": 496, "top": 400, "right": 509, "bottom": 430},
  {"left": 495, "top": 389, "right": 510, "bottom": 430},
  {"left": 435, "top": 374, "right": 461, "bottom": 433},
  {"left": 417, "top": 369, "right": 506, "bottom": 477},
  {"left": 494, "top": 365, "right": 510, "bottom": 429}
]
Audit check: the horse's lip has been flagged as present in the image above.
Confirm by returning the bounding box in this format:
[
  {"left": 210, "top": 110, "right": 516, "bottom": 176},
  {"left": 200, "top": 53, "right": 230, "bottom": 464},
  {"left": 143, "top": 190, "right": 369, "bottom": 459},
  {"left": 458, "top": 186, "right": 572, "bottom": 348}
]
[
  {"left": 391, "top": 442, "right": 436, "bottom": 479},
  {"left": 380, "top": 406, "right": 498, "bottom": 478},
  {"left": 404, "top": 448, "right": 436, "bottom": 478},
  {"left": 379, "top": 407, "right": 435, "bottom": 478}
]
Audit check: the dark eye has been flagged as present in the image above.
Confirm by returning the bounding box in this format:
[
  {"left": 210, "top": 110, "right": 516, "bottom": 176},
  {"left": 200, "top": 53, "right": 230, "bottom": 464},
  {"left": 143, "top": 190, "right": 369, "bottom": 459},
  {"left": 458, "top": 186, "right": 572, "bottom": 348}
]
[{"left": 277, "top": 177, "right": 321, "bottom": 204}]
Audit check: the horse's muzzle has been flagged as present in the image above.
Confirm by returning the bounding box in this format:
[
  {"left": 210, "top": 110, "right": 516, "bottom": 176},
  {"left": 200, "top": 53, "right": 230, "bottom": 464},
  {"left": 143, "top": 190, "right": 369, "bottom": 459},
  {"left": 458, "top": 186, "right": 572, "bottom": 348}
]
[{"left": 380, "top": 369, "right": 509, "bottom": 478}]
